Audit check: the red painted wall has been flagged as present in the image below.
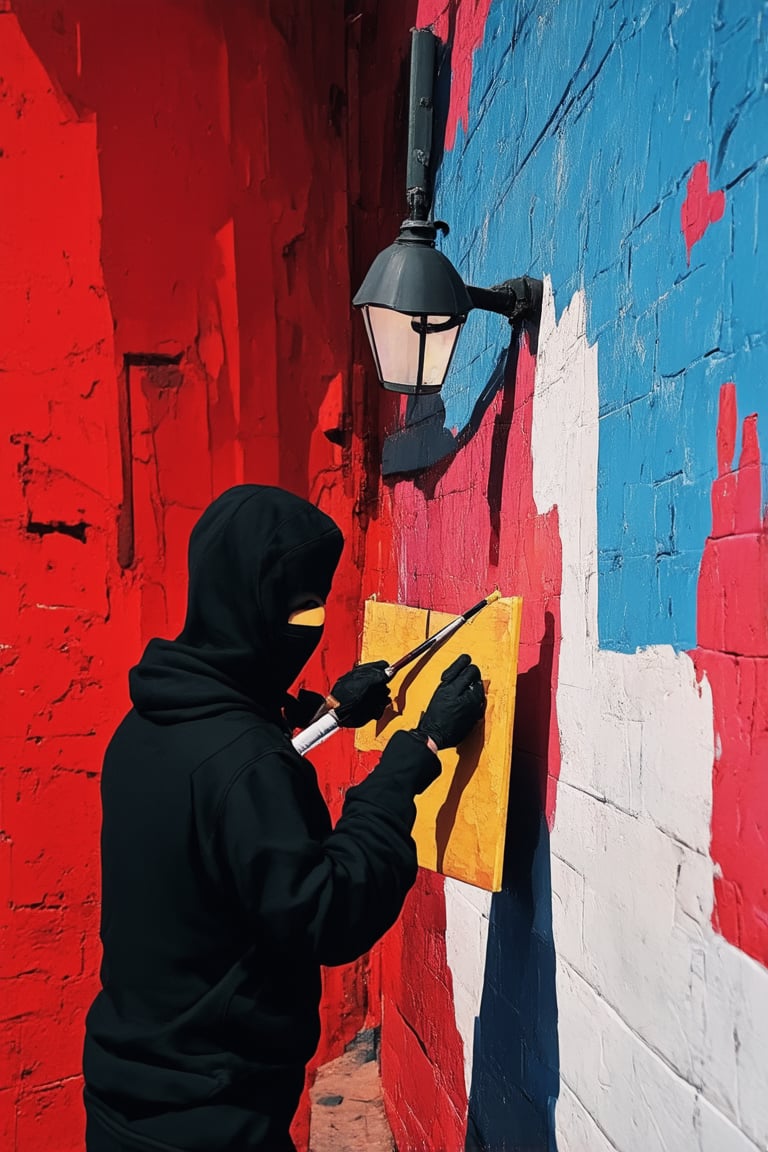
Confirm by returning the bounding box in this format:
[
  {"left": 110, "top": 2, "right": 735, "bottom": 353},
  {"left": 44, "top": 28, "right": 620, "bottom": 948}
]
[{"left": 1, "top": 3, "right": 413, "bottom": 1147}]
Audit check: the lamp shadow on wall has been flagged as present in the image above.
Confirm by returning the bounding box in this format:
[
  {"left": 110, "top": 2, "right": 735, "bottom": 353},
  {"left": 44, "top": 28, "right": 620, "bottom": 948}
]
[
  {"left": 465, "top": 613, "right": 560, "bottom": 1152},
  {"left": 380, "top": 320, "right": 537, "bottom": 489},
  {"left": 381, "top": 343, "right": 514, "bottom": 485}
]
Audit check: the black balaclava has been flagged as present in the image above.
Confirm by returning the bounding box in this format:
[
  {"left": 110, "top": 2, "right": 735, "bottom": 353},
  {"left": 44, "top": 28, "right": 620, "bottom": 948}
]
[{"left": 129, "top": 485, "right": 343, "bottom": 723}]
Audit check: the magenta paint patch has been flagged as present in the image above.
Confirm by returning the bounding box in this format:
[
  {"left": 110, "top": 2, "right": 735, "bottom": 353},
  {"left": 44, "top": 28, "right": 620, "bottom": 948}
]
[
  {"left": 681, "top": 160, "right": 725, "bottom": 264},
  {"left": 392, "top": 336, "right": 562, "bottom": 819},
  {"left": 693, "top": 384, "right": 768, "bottom": 967}
]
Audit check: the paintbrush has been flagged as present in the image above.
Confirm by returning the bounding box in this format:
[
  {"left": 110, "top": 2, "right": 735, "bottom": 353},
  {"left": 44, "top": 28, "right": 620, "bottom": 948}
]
[{"left": 291, "top": 590, "right": 501, "bottom": 757}]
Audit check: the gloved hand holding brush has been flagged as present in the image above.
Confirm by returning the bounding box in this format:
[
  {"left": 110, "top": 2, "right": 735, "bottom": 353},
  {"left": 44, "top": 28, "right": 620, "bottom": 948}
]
[
  {"left": 284, "top": 662, "right": 391, "bottom": 730},
  {"left": 330, "top": 660, "right": 391, "bottom": 727}
]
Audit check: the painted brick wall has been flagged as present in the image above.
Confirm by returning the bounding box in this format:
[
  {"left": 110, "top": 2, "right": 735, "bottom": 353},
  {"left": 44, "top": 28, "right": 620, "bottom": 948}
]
[
  {"left": 372, "top": 2, "right": 768, "bottom": 1150},
  {"left": 4, "top": 3, "right": 767, "bottom": 1151},
  {"left": 0, "top": 3, "right": 413, "bottom": 1147}
]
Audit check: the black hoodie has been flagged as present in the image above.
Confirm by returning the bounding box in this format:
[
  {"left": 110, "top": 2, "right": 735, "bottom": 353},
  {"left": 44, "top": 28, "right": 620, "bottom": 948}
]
[{"left": 83, "top": 485, "right": 437, "bottom": 1152}]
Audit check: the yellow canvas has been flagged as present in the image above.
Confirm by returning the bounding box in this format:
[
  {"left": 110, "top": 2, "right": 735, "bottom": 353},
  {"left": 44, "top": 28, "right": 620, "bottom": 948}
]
[{"left": 355, "top": 596, "right": 523, "bottom": 891}]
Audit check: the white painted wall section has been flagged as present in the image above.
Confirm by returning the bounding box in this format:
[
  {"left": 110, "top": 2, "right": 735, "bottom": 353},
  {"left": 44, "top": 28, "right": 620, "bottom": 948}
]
[{"left": 531, "top": 281, "right": 768, "bottom": 1152}]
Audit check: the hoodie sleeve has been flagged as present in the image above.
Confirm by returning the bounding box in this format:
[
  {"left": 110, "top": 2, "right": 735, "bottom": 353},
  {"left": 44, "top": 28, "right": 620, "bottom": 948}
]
[{"left": 212, "top": 730, "right": 439, "bottom": 967}]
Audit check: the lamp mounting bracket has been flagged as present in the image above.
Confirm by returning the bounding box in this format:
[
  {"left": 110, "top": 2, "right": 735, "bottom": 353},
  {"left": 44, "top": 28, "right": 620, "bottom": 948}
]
[{"left": 466, "top": 277, "right": 543, "bottom": 324}]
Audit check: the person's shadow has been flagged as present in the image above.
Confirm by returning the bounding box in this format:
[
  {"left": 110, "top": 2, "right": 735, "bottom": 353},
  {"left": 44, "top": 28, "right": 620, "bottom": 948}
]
[{"left": 465, "top": 614, "right": 560, "bottom": 1152}]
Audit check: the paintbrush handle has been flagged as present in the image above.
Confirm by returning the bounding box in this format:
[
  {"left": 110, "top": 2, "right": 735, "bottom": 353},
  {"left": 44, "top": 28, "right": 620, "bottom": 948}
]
[
  {"left": 384, "top": 614, "right": 466, "bottom": 677},
  {"left": 291, "top": 711, "right": 340, "bottom": 755}
]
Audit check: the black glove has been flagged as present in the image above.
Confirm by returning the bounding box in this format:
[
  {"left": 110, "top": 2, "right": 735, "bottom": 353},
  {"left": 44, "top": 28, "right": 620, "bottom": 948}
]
[
  {"left": 283, "top": 689, "right": 327, "bottom": 730},
  {"left": 331, "top": 660, "right": 391, "bottom": 728},
  {"left": 415, "top": 653, "right": 486, "bottom": 750}
]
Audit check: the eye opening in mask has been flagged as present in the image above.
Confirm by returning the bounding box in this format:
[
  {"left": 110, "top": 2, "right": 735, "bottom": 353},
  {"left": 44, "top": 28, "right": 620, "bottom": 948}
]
[{"left": 287, "top": 597, "right": 326, "bottom": 627}]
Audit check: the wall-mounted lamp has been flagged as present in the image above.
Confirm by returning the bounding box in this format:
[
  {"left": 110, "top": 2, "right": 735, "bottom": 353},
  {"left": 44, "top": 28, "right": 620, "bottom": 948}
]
[{"left": 353, "top": 28, "right": 542, "bottom": 396}]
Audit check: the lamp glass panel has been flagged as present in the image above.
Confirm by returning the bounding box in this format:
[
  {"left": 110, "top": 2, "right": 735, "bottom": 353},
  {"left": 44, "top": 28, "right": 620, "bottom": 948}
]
[
  {"left": 364, "top": 306, "right": 421, "bottom": 387},
  {"left": 420, "top": 318, "right": 463, "bottom": 389},
  {"left": 364, "top": 306, "right": 462, "bottom": 389}
]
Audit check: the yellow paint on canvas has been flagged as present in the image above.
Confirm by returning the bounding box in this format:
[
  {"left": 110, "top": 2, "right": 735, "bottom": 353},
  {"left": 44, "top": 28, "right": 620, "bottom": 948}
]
[{"left": 355, "top": 596, "right": 522, "bottom": 891}]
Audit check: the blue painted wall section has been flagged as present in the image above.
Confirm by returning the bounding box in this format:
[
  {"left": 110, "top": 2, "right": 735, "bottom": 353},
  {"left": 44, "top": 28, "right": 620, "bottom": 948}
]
[{"left": 426, "top": 0, "right": 766, "bottom": 652}]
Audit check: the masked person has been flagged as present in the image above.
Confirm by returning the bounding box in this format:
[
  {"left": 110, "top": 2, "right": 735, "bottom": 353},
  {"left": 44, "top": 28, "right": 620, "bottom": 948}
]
[{"left": 83, "top": 485, "right": 486, "bottom": 1152}]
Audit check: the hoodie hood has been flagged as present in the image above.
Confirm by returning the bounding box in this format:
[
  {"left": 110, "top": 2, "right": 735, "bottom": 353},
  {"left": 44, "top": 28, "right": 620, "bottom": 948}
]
[{"left": 129, "top": 485, "right": 344, "bottom": 723}]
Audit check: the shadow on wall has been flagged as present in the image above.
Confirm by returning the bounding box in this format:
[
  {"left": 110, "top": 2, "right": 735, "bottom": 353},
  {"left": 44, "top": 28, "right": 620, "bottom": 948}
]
[
  {"left": 466, "top": 615, "right": 560, "bottom": 1152},
  {"left": 380, "top": 315, "right": 540, "bottom": 487},
  {"left": 379, "top": 312, "right": 560, "bottom": 1149},
  {"left": 381, "top": 346, "right": 510, "bottom": 482},
  {"left": 436, "top": 712, "right": 486, "bottom": 874}
]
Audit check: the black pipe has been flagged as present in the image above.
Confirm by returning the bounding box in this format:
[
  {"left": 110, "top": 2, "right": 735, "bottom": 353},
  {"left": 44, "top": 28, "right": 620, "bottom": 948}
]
[{"left": 406, "top": 28, "right": 437, "bottom": 221}]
